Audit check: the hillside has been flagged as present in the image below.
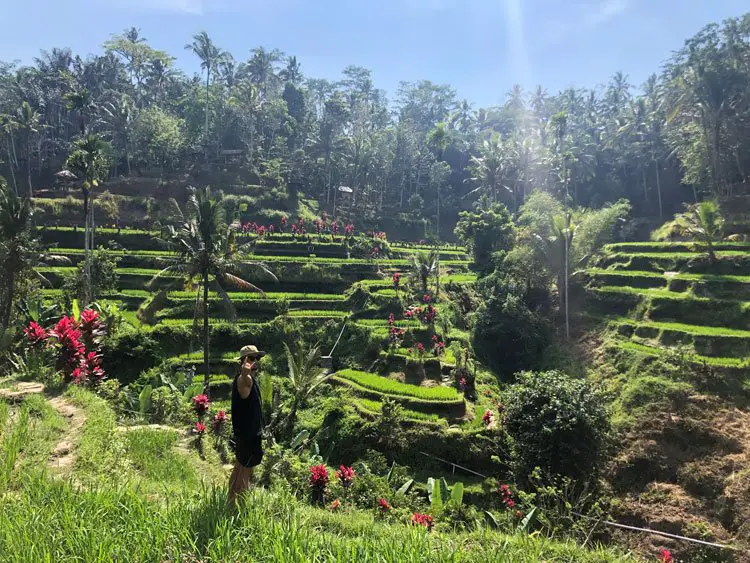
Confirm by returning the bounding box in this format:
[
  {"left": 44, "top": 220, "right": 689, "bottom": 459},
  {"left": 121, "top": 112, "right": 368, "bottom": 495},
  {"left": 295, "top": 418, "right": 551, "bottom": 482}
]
[{"left": 583, "top": 242, "right": 750, "bottom": 560}]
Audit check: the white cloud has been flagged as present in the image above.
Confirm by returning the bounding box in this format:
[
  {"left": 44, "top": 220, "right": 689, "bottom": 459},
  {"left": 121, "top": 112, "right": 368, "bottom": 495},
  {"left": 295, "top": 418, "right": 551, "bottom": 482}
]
[{"left": 586, "top": 0, "right": 630, "bottom": 27}]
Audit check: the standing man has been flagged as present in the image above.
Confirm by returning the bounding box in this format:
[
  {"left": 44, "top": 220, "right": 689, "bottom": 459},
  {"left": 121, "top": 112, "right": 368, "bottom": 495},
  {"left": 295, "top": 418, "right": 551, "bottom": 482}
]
[{"left": 229, "top": 344, "right": 266, "bottom": 507}]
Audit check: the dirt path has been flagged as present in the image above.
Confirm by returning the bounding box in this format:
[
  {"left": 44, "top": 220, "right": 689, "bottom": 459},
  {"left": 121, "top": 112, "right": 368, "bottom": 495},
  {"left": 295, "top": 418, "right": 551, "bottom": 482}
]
[
  {"left": 0, "top": 382, "right": 45, "bottom": 402},
  {"left": 47, "top": 396, "right": 86, "bottom": 472}
]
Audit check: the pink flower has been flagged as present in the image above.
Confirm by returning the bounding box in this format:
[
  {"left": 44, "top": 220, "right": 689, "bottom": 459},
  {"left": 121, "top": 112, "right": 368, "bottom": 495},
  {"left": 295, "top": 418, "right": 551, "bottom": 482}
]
[
  {"left": 309, "top": 464, "right": 329, "bottom": 488},
  {"left": 417, "top": 342, "right": 424, "bottom": 353},
  {"left": 459, "top": 377, "right": 467, "bottom": 391},
  {"left": 335, "top": 465, "right": 355, "bottom": 488},
  {"left": 212, "top": 410, "right": 227, "bottom": 433},
  {"left": 379, "top": 498, "right": 391, "bottom": 512},
  {"left": 281, "top": 216, "right": 288, "bottom": 226},
  {"left": 498, "top": 484, "right": 516, "bottom": 509},
  {"left": 329, "top": 499, "right": 341, "bottom": 512},
  {"left": 195, "top": 421, "right": 206, "bottom": 434},
  {"left": 192, "top": 394, "right": 210, "bottom": 417},
  {"left": 423, "top": 294, "right": 431, "bottom": 303}
]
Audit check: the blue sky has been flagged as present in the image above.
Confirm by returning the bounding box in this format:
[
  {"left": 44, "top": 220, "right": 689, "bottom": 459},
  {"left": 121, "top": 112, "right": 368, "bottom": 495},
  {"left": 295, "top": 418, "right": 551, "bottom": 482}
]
[{"left": 1, "top": 0, "right": 748, "bottom": 106}]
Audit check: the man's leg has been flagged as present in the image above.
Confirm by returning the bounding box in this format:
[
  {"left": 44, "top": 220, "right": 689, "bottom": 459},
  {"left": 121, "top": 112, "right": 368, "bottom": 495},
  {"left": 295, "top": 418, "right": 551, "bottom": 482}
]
[{"left": 229, "top": 461, "right": 253, "bottom": 508}]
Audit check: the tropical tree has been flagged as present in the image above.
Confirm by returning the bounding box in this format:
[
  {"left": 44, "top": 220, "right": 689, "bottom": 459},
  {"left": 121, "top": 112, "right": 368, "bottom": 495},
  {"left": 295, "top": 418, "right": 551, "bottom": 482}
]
[
  {"left": 534, "top": 213, "right": 578, "bottom": 340},
  {"left": 185, "top": 32, "right": 228, "bottom": 152},
  {"left": 409, "top": 250, "right": 439, "bottom": 294},
  {"left": 281, "top": 341, "right": 332, "bottom": 435},
  {"left": 16, "top": 101, "right": 40, "bottom": 197},
  {"left": 674, "top": 200, "right": 724, "bottom": 262},
  {"left": 64, "top": 134, "right": 113, "bottom": 305},
  {"left": 145, "top": 187, "right": 275, "bottom": 393}
]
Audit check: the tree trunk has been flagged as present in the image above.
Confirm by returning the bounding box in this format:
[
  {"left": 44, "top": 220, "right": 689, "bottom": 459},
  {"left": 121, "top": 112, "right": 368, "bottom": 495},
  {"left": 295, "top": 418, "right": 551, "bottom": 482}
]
[
  {"left": 655, "top": 159, "right": 663, "bottom": 218},
  {"left": 26, "top": 138, "right": 33, "bottom": 198},
  {"left": 203, "top": 271, "right": 210, "bottom": 395},
  {"left": 7, "top": 140, "right": 18, "bottom": 195},
  {"left": 564, "top": 239, "right": 570, "bottom": 341},
  {"left": 642, "top": 168, "right": 648, "bottom": 210},
  {"left": 82, "top": 188, "right": 91, "bottom": 305},
  {"left": 205, "top": 68, "right": 211, "bottom": 160},
  {"left": 1, "top": 268, "right": 14, "bottom": 330}
]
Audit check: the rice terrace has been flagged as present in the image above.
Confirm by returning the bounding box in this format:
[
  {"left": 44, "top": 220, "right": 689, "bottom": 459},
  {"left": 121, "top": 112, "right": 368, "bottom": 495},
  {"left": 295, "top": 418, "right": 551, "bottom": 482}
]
[{"left": 1, "top": 7, "right": 750, "bottom": 563}]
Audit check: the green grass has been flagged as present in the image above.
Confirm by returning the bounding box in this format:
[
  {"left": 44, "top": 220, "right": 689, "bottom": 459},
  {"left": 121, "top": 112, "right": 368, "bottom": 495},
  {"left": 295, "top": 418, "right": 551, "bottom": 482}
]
[
  {"left": 612, "top": 340, "right": 748, "bottom": 367},
  {"left": 334, "top": 370, "right": 460, "bottom": 401},
  {"left": 123, "top": 428, "right": 199, "bottom": 487},
  {"left": 613, "top": 317, "right": 750, "bottom": 338},
  {"left": 588, "top": 268, "right": 750, "bottom": 283},
  {"left": 354, "top": 398, "right": 445, "bottom": 424},
  {"left": 0, "top": 476, "right": 633, "bottom": 562}
]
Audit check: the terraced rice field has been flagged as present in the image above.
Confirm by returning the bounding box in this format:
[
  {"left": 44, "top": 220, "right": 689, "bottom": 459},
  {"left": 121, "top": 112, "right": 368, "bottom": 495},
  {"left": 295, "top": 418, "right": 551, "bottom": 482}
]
[{"left": 586, "top": 243, "right": 750, "bottom": 368}]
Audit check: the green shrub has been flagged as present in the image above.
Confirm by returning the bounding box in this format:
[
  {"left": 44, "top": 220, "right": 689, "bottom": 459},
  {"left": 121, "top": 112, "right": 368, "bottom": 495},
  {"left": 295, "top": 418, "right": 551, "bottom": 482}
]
[
  {"left": 61, "top": 247, "right": 120, "bottom": 304},
  {"left": 104, "top": 332, "right": 163, "bottom": 385},
  {"left": 504, "top": 371, "right": 611, "bottom": 484}
]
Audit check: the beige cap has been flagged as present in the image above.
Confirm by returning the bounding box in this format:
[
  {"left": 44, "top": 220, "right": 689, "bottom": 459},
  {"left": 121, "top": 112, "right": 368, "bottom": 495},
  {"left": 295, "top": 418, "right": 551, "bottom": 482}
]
[{"left": 238, "top": 344, "right": 266, "bottom": 361}]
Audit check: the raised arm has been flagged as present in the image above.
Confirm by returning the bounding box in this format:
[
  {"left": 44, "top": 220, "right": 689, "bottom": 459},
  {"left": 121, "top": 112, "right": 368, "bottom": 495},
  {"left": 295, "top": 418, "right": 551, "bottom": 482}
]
[{"left": 237, "top": 357, "right": 258, "bottom": 399}]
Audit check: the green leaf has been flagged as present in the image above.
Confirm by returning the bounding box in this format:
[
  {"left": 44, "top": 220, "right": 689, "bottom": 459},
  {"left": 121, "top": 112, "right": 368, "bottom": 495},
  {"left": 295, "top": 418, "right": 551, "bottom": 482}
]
[
  {"left": 428, "top": 477, "right": 443, "bottom": 512},
  {"left": 397, "top": 478, "right": 414, "bottom": 495},
  {"left": 386, "top": 460, "right": 396, "bottom": 483},
  {"left": 484, "top": 511, "right": 500, "bottom": 529},
  {"left": 72, "top": 299, "right": 80, "bottom": 322},
  {"left": 139, "top": 385, "right": 153, "bottom": 417},
  {"left": 183, "top": 382, "right": 202, "bottom": 401},
  {"left": 517, "top": 507, "right": 537, "bottom": 532},
  {"left": 239, "top": 203, "right": 248, "bottom": 212},
  {"left": 290, "top": 429, "right": 309, "bottom": 450},
  {"left": 450, "top": 482, "right": 464, "bottom": 506}
]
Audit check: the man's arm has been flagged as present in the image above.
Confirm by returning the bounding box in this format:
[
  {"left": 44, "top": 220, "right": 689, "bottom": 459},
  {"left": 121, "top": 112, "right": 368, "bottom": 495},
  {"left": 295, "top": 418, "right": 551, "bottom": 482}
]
[{"left": 237, "top": 361, "right": 256, "bottom": 399}]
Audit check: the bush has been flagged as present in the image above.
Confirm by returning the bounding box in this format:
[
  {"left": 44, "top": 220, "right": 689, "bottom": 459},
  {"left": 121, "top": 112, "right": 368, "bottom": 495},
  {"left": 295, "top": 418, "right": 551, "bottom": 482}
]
[
  {"left": 104, "top": 332, "right": 163, "bottom": 385},
  {"left": 62, "top": 247, "right": 120, "bottom": 304},
  {"left": 504, "top": 371, "right": 611, "bottom": 484}
]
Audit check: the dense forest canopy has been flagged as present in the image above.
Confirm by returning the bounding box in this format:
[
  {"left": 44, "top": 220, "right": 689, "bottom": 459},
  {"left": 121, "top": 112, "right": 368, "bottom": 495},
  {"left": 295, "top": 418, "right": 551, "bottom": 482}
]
[{"left": 1, "top": 14, "right": 750, "bottom": 234}]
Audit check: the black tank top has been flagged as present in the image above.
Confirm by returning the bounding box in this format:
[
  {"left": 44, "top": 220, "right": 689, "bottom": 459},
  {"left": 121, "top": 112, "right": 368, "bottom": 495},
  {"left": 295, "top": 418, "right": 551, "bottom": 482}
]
[{"left": 231, "top": 375, "right": 264, "bottom": 438}]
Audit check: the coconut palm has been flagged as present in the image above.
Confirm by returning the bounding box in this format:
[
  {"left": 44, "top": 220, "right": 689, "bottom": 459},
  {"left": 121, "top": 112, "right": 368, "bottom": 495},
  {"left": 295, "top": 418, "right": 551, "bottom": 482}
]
[
  {"left": 185, "top": 32, "right": 228, "bottom": 151},
  {"left": 675, "top": 200, "right": 724, "bottom": 262},
  {"left": 64, "top": 88, "right": 94, "bottom": 135},
  {"left": 144, "top": 187, "right": 275, "bottom": 394},
  {"left": 410, "top": 250, "right": 439, "bottom": 294},
  {"left": 16, "top": 101, "right": 41, "bottom": 197},
  {"left": 534, "top": 213, "right": 579, "bottom": 340},
  {"left": 282, "top": 341, "right": 331, "bottom": 435},
  {"left": 64, "top": 134, "right": 113, "bottom": 305}
]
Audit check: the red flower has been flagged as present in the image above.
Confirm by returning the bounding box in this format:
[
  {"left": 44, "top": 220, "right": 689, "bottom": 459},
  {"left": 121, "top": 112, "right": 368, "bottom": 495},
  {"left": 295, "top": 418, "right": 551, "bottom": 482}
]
[
  {"left": 195, "top": 421, "right": 206, "bottom": 434},
  {"left": 79, "top": 308, "right": 99, "bottom": 325},
  {"left": 485, "top": 389, "right": 492, "bottom": 397},
  {"left": 459, "top": 377, "right": 467, "bottom": 391},
  {"left": 281, "top": 216, "right": 288, "bottom": 226},
  {"left": 335, "top": 465, "right": 355, "bottom": 487},
  {"left": 417, "top": 342, "right": 425, "bottom": 354},
  {"left": 192, "top": 394, "right": 210, "bottom": 417},
  {"left": 410, "top": 513, "right": 434, "bottom": 530},
  {"left": 482, "top": 410, "right": 493, "bottom": 426},
  {"left": 515, "top": 510, "right": 524, "bottom": 519},
  {"left": 423, "top": 294, "right": 431, "bottom": 303},
  {"left": 378, "top": 498, "right": 391, "bottom": 512},
  {"left": 392, "top": 272, "right": 401, "bottom": 289},
  {"left": 498, "top": 484, "right": 516, "bottom": 509},
  {"left": 659, "top": 549, "right": 673, "bottom": 563},
  {"left": 388, "top": 313, "right": 395, "bottom": 326},
  {"left": 212, "top": 410, "right": 227, "bottom": 433},
  {"left": 345, "top": 224, "right": 354, "bottom": 235},
  {"left": 309, "top": 464, "right": 329, "bottom": 488},
  {"left": 329, "top": 498, "right": 341, "bottom": 512},
  {"left": 23, "top": 321, "right": 48, "bottom": 345}
]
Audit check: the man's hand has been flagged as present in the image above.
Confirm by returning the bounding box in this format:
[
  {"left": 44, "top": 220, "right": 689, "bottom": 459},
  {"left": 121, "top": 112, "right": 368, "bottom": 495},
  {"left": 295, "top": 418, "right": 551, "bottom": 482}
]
[{"left": 237, "top": 358, "right": 258, "bottom": 399}]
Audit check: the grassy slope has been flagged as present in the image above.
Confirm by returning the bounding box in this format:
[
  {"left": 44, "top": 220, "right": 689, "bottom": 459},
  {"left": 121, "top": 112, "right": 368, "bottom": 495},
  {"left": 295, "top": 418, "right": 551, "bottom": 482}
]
[{"left": 0, "top": 388, "right": 633, "bottom": 562}]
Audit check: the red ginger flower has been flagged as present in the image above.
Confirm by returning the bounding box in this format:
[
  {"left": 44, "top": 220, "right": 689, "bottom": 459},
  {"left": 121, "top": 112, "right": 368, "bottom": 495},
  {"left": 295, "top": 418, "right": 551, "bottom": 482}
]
[
  {"left": 23, "top": 321, "right": 48, "bottom": 345},
  {"left": 195, "top": 421, "right": 206, "bottom": 434},
  {"left": 659, "top": 549, "right": 673, "bottom": 563},
  {"left": 483, "top": 410, "right": 493, "bottom": 426},
  {"left": 192, "top": 394, "right": 210, "bottom": 417},
  {"left": 212, "top": 410, "right": 227, "bottom": 433},
  {"left": 379, "top": 498, "right": 391, "bottom": 512},
  {"left": 335, "top": 465, "right": 355, "bottom": 487},
  {"left": 498, "top": 484, "right": 516, "bottom": 509},
  {"left": 309, "top": 464, "right": 329, "bottom": 488},
  {"left": 411, "top": 513, "right": 434, "bottom": 530}
]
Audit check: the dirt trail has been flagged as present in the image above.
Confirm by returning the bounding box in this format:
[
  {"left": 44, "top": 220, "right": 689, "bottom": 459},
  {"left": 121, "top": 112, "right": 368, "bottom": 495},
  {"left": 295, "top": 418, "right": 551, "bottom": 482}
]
[
  {"left": 0, "top": 382, "right": 45, "bottom": 402},
  {"left": 47, "top": 396, "right": 85, "bottom": 472}
]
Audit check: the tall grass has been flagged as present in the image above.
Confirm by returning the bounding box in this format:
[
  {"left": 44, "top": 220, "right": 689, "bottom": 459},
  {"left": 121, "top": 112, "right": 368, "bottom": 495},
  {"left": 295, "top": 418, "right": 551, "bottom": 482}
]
[{"left": 0, "top": 476, "right": 634, "bottom": 562}]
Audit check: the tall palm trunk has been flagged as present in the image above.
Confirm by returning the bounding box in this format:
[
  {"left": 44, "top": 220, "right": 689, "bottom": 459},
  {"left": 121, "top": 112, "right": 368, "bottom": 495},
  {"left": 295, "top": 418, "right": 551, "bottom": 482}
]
[
  {"left": 1, "top": 268, "right": 14, "bottom": 330},
  {"left": 655, "top": 159, "right": 663, "bottom": 218},
  {"left": 26, "top": 137, "right": 33, "bottom": 198},
  {"left": 564, "top": 237, "right": 570, "bottom": 341},
  {"left": 204, "top": 68, "right": 211, "bottom": 160},
  {"left": 203, "top": 271, "right": 210, "bottom": 395},
  {"left": 6, "top": 140, "right": 18, "bottom": 195},
  {"left": 82, "top": 187, "right": 91, "bottom": 304}
]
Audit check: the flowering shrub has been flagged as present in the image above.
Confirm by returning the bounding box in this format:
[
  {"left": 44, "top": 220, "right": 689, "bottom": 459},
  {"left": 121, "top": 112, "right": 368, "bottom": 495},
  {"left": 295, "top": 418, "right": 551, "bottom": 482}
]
[
  {"left": 344, "top": 224, "right": 355, "bottom": 236},
  {"left": 212, "top": 410, "right": 227, "bottom": 434},
  {"left": 659, "top": 549, "right": 672, "bottom": 563},
  {"left": 23, "top": 322, "right": 47, "bottom": 346},
  {"left": 423, "top": 294, "right": 431, "bottom": 303},
  {"left": 192, "top": 394, "right": 210, "bottom": 418},
  {"left": 194, "top": 421, "right": 206, "bottom": 434},
  {"left": 404, "top": 305, "right": 437, "bottom": 325},
  {"left": 335, "top": 465, "right": 355, "bottom": 488},
  {"left": 328, "top": 498, "right": 341, "bottom": 512},
  {"left": 431, "top": 335, "right": 446, "bottom": 357},
  {"left": 309, "top": 464, "right": 329, "bottom": 488},
  {"left": 410, "top": 513, "right": 434, "bottom": 530},
  {"left": 392, "top": 272, "right": 401, "bottom": 291},
  {"left": 459, "top": 377, "right": 467, "bottom": 391},
  {"left": 378, "top": 498, "right": 391, "bottom": 512},
  {"left": 482, "top": 410, "right": 493, "bottom": 426},
  {"left": 498, "top": 484, "right": 516, "bottom": 509}
]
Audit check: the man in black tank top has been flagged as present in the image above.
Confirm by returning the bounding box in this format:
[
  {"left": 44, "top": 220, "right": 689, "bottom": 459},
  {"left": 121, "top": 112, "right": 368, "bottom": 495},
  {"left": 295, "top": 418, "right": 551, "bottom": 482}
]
[{"left": 229, "top": 344, "right": 266, "bottom": 507}]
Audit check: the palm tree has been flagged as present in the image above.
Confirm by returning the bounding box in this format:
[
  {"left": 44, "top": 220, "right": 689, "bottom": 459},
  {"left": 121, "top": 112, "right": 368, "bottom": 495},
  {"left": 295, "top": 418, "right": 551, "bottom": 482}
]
[
  {"left": 675, "top": 200, "right": 724, "bottom": 262},
  {"left": 534, "top": 213, "right": 578, "bottom": 340},
  {"left": 0, "top": 114, "right": 19, "bottom": 194},
  {"left": 16, "top": 102, "right": 41, "bottom": 198},
  {"left": 246, "top": 47, "right": 282, "bottom": 98},
  {"left": 466, "top": 134, "right": 514, "bottom": 204},
  {"left": 145, "top": 187, "right": 275, "bottom": 394},
  {"left": 410, "top": 250, "right": 439, "bottom": 294},
  {"left": 185, "top": 32, "right": 228, "bottom": 153},
  {"left": 279, "top": 56, "right": 303, "bottom": 85},
  {"left": 282, "top": 341, "right": 331, "bottom": 435},
  {"left": 64, "top": 134, "right": 113, "bottom": 305},
  {"left": 64, "top": 88, "right": 94, "bottom": 135}
]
